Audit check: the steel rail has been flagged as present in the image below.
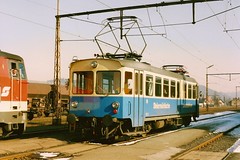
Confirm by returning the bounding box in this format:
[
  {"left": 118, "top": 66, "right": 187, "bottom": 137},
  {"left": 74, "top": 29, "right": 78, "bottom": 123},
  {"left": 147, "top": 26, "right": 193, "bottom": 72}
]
[{"left": 172, "top": 133, "right": 224, "bottom": 160}]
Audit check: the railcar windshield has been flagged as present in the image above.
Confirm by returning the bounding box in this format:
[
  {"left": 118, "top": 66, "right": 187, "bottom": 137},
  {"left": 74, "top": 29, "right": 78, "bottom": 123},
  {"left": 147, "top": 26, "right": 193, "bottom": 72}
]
[
  {"left": 72, "top": 71, "right": 93, "bottom": 94},
  {"left": 19, "top": 63, "right": 27, "bottom": 79},
  {"left": 96, "top": 71, "right": 121, "bottom": 95}
]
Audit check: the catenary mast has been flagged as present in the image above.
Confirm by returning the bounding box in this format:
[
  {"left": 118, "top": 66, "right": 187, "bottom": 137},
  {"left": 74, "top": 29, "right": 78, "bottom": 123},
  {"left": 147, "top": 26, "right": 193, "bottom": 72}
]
[{"left": 53, "top": 0, "right": 61, "bottom": 125}]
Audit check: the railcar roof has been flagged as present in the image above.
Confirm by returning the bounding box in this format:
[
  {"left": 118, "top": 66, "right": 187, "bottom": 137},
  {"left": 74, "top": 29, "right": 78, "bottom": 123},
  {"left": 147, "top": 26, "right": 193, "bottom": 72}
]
[
  {"left": 119, "top": 59, "right": 197, "bottom": 83},
  {"left": 0, "top": 50, "right": 24, "bottom": 61},
  {"left": 73, "top": 58, "right": 197, "bottom": 83}
]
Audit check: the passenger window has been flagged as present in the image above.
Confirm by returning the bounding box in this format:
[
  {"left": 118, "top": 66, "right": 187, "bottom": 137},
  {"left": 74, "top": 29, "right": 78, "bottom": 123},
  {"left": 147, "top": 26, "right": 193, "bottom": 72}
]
[
  {"left": 184, "top": 83, "right": 187, "bottom": 98},
  {"left": 163, "top": 79, "right": 169, "bottom": 97},
  {"left": 155, "top": 77, "right": 162, "bottom": 97},
  {"left": 125, "top": 72, "right": 132, "bottom": 94},
  {"left": 188, "top": 84, "right": 192, "bottom": 99},
  {"left": 193, "top": 85, "right": 198, "bottom": 99},
  {"left": 171, "top": 80, "right": 176, "bottom": 98},
  {"left": 146, "top": 75, "right": 153, "bottom": 96},
  {"left": 177, "top": 81, "right": 180, "bottom": 98}
]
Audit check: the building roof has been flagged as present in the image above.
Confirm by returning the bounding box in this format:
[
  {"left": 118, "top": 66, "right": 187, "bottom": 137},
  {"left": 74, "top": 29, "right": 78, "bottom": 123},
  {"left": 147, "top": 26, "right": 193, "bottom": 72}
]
[{"left": 28, "top": 82, "right": 69, "bottom": 95}]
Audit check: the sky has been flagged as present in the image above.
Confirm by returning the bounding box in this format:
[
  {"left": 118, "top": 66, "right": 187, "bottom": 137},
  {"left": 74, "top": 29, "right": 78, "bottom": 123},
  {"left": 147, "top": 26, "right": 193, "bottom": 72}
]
[{"left": 0, "top": 0, "right": 240, "bottom": 97}]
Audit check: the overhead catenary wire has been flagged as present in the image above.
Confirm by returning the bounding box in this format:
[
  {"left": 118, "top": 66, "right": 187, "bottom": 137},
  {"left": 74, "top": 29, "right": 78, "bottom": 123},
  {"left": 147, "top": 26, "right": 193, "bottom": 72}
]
[
  {"left": 4, "top": 1, "right": 240, "bottom": 61},
  {"left": 224, "top": 0, "right": 240, "bottom": 32},
  {"left": 89, "top": 0, "right": 224, "bottom": 70},
  {"left": 156, "top": 7, "right": 167, "bottom": 37},
  {"left": 0, "top": 9, "right": 91, "bottom": 42},
  {"left": 125, "top": 1, "right": 240, "bottom": 90},
  {"left": 206, "top": 3, "right": 240, "bottom": 49}
]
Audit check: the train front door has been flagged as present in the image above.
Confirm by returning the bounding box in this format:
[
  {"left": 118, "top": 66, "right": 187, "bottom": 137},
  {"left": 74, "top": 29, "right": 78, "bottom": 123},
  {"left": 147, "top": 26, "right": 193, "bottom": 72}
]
[
  {"left": 10, "top": 62, "right": 21, "bottom": 108},
  {"left": 133, "top": 70, "right": 144, "bottom": 127}
]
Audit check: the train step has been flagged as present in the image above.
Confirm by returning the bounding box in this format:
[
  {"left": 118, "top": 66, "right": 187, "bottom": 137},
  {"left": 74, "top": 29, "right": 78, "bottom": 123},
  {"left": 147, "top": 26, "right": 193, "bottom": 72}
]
[{"left": 122, "top": 131, "right": 147, "bottom": 137}]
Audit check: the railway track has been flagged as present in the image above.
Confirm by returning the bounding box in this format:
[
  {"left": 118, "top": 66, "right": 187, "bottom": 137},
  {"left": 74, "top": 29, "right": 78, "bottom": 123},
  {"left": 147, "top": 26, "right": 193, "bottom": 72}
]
[
  {"left": 0, "top": 111, "right": 239, "bottom": 160},
  {"left": 172, "top": 133, "right": 225, "bottom": 160}
]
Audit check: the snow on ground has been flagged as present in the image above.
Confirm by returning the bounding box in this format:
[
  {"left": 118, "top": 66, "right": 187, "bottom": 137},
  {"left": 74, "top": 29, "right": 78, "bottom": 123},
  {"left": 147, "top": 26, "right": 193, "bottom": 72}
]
[
  {"left": 191, "top": 111, "right": 239, "bottom": 133},
  {"left": 116, "top": 111, "right": 240, "bottom": 153},
  {"left": 228, "top": 139, "right": 240, "bottom": 153},
  {"left": 194, "top": 111, "right": 240, "bottom": 153},
  {"left": 197, "top": 111, "right": 236, "bottom": 120}
]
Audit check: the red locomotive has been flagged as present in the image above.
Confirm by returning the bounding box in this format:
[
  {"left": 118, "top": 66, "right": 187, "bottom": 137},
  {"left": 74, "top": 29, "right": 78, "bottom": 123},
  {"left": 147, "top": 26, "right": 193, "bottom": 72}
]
[{"left": 0, "top": 50, "right": 28, "bottom": 137}]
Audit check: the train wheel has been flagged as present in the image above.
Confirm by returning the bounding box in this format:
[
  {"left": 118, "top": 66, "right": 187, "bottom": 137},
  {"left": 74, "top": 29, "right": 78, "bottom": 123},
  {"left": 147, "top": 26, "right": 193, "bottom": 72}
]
[
  {"left": 144, "top": 123, "right": 152, "bottom": 133},
  {"left": 37, "top": 111, "right": 42, "bottom": 117},
  {"left": 16, "top": 124, "right": 24, "bottom": 136},
  {"left": 28, "top": 112, "right": 34, "bottom": 120},
  {"left": 44, "top": 112, "right": 50, "bottom": 117},
  {"left": 182, "top": 116, "right": 191, "bottom": 127},
  {"left": 2, "top": 126, "right": 10, "bottom": 137}
]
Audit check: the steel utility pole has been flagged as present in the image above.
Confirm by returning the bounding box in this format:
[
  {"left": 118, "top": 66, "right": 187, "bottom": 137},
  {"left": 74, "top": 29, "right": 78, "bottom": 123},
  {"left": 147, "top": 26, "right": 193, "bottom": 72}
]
[
  {"left": 206, "top": 65, "right": 214, "bottom": 111},
  {"left": 236, "top": 86, "right": 240, "bottom": 108},
  {"left": 53, "top": 0, "right": 61, "bottom": 125}
]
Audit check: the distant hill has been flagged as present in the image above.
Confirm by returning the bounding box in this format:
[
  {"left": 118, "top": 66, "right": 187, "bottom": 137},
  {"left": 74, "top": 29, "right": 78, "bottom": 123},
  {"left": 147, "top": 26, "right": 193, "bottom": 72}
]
[{"left": 199, "top": 85, "right": 235, "bottom": 99}]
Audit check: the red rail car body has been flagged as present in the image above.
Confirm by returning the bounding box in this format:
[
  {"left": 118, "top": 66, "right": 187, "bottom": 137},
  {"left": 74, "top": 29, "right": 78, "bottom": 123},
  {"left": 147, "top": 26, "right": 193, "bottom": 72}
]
[{"left": 0, "top": 51, "right": 28, "bottom": 137}]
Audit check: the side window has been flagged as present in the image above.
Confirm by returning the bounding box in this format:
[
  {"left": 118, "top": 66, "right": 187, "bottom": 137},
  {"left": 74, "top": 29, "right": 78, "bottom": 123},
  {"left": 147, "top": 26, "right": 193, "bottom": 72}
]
[
  {"left": 11, "top": 62, "right": 17, "bottom": 69},
  {"left": 155, "top": 77, "right": 162, "bottom": 97},
  {"left": 10, "top": 62, "right": 18, "bottom": 77},
  {"left": 124, "top": 71, "right": 132, "bottom": 94},
  {"left": 193, "top": 85, "right": 198, "bottom": 99},
  {"left": 188, "top": 84, "right": 192, "bottom": 99},
  {"left": 171, "top": 80, "right": 176, "bottom": 98},
  {"left": 19, "top": 63, "right": 27, "bottom": 79},
  {"left": 184, "top": 83, "right": 187, "bottom": 98},
  {"left": 177, "top": 81, "right": 180, "bottom": 98},
  {"left": 146, "top": 75, "right": 153, "bottom": 96},
  {"left": 163, "top": 78, "right": 169, "bottom": 97}
]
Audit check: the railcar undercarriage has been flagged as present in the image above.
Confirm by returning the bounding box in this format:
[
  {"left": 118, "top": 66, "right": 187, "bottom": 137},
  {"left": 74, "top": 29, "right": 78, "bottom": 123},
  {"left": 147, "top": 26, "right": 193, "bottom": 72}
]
[
  {"left": 67, "top": 114, "right": 196, "bottom": 140},
  {"left": 0, "top": 123, "right": 25, "bottom": 137}
]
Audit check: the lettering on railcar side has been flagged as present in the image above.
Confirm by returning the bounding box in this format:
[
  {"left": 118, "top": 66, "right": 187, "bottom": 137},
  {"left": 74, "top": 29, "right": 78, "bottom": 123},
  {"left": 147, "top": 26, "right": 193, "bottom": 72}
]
[{"left": 153, "top": 103, "right": 171, "bottom": 109}]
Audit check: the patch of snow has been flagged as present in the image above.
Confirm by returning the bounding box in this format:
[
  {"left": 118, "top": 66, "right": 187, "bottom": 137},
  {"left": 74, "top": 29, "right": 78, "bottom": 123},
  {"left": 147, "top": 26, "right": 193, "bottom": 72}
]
[
  {"left": 197, "top": 111, "right": 236, "bottom": 121},
  {"left": 227, "top": 139, "right": 240, "bottom": 153},
  {"left": 39, "top": 152, "right": 60, "bottom": 158}
]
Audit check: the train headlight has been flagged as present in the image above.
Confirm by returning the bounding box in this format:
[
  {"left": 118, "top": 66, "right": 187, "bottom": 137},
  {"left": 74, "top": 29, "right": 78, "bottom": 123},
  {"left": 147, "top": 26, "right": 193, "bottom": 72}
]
[
  {"left": 112, "top": 101, "right": 120, "bottom": 114},
  {"left": 112, "top": 101, "right": 120, "bottom": 109},
  {"left": 91, "top": 61, "right": 98, "bottom": 68},
  {"left": 86, "top": 109, "right": 91, "bottom": 114},
  {"left": 71, "top": 101, "right": 78, "bottom": 108}
]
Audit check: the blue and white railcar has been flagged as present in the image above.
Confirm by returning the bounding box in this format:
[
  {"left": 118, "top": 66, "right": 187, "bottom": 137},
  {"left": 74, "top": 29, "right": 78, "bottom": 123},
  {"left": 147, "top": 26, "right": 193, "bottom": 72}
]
[{"left": 68, "top": 56, "right": 199, "bottom": 139}]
